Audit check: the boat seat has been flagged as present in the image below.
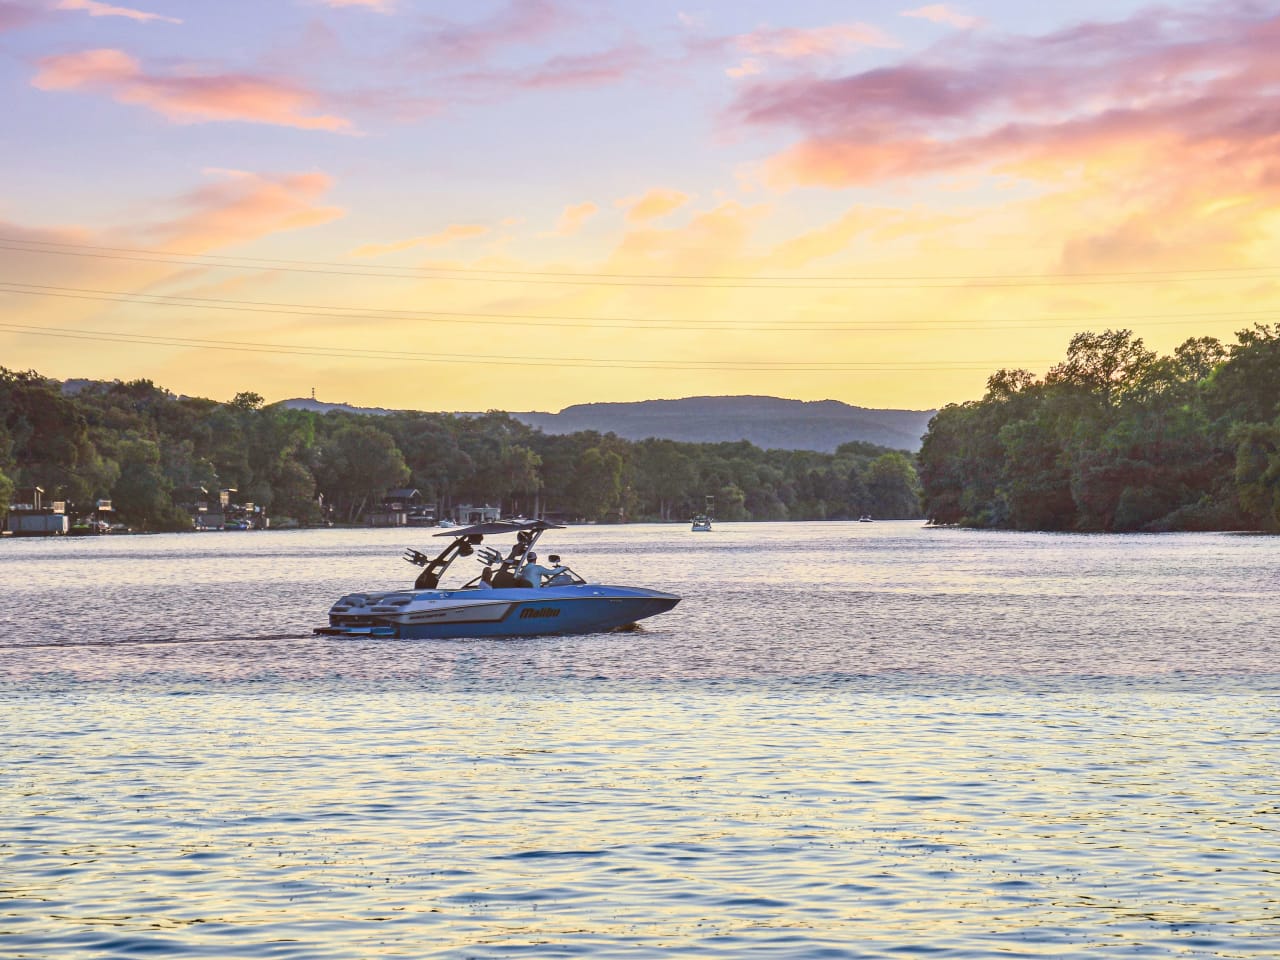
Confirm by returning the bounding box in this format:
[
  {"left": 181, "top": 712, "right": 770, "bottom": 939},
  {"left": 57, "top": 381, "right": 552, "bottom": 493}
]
[{"left": 491, "top": 569, "right": 521, "bottom": 588}]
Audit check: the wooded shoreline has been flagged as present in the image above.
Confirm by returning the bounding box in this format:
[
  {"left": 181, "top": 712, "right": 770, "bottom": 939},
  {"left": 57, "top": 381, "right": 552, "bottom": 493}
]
[{"left": 5, "top": 322, "right": 1277, "bottom": 535}]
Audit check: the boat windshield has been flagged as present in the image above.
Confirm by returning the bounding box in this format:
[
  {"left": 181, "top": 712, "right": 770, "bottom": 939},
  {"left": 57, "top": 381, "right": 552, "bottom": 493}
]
[{"left": 461, "top": 565, "right": 586, "bottom": 589}]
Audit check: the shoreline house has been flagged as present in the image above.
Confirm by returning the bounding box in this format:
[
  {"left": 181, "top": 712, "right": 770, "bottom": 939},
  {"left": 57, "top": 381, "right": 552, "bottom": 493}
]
[
  {"left": 369, "top": 488, "right": 422, "bottom": 527},
  {"left": 176, "top": 486, "right": 269, "bottom": 530},
  {"left": 69, "top": 498, "right": 113, "bottom": 534},
  {"left": 450, "top": 503, "right": 502, "bottom": 525},
  {"left": 5, "top": 486, "right": 69, "bottom": 536}
]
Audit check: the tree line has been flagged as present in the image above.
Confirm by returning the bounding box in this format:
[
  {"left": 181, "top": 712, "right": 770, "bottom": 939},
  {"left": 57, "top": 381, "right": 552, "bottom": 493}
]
[
  {"left": 917, "top": 325, "right": 1280, "bottom": 532},
  {"left": 0, "top": 369, "right": 922, "bottom": 530}
]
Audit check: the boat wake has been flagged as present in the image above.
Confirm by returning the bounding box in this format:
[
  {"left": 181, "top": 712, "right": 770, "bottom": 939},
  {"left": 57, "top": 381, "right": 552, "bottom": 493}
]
[{"left": 0, "top": 633, "right": 314, "bottom": 650}]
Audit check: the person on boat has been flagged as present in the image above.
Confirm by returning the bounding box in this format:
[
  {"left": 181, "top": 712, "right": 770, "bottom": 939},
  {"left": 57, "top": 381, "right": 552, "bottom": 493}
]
[
  {"left": 544, "top": 554, "right": 574, "bottom": 585},
  {"left": 475, "top": 566, "right": 495, "bottom": 589},
  {"left": 517, "top": 552, "right": 566, "bottom": 589}
]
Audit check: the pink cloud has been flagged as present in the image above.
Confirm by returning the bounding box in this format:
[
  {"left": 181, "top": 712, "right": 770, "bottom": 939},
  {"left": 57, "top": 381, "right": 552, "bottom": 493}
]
[
  {"left": 736, "top": 23, "right": 894, "bottom": 59},
  {"left": 518, "top": 44, "right": 649, "bottom": 90},
  {"left": 442, "top": 42, "right": 652, "bottom": 99},
  {"left": 0, "top": 1, "right": 43, "bottom": 31},
  {"left": 32, "top": 49, "right": 353, "bottom": 132},
  {"left": 732, "top": 4, "right": 1280, "bottom": 189},
  {"left": 902, "top": 5, "right": 981, "bottom": 30},
  {"left": 319, "top": 0, "right": 394, "bottom": 10},
  {"left": 144, "top": 170, "right": 345, "bottom": 253},
  {"left": 722, "top": 22, "right": 895, "bottom": 78},
  {"left": 56, "top": 0, "right": 181, "bottom": 24},
  {"left": 415, "top": 0, "right": 571, "bottom": 67}
]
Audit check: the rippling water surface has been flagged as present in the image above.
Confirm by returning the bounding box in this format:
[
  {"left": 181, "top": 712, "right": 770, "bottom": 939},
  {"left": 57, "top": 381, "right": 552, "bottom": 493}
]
[{"left": 2, "top": 522, "right": 1278, "bottom": 957}]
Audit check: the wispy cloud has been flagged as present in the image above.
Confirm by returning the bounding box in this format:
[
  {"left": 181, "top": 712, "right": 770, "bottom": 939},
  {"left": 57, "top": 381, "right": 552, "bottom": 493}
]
[
  {"left": 32, "top": 49, "right": 353, "bottom": 131},
  {"left": 734, "top": 4, "right": 1280, "bottom": 187},
  {"left": 541, "top": 201, "right": 598, "bottom": 238},
  {"left": 618, "top": 188, "right": 691, "bottom": 223},
  {"left": 901, "top": 5, "right": 981, "bottom": 30},
  {"left": 722, "top": 21, "right": 895, "bottom": 78},
  {"left": 350, "top": 224, "right": 490, "bottom": 258},
  {"left": 145, "top": 169, "right": 345, "bottom": 253},
  {"left": 56, "top": 0, "right": 181, "bottom": 25},
  {"left": 0, "top": 0, "right": 43, "bottom": 31},
  {"left": 737, "top": 23, "right": 894, "bottom": 59},
  {"left": 416, "top": 0, "right": 571, "bottom": 67},
  {"left": 317, "top": 0, "right": 395, "bottom": 11},
  {"left": 731, "top": 3, "right": 1280, "bottom": 269}
]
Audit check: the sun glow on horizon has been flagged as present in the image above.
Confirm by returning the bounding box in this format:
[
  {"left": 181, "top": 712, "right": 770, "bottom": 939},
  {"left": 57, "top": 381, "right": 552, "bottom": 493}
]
[{"left": 4, "top": 1, "right": 1279, "bottom": 411}]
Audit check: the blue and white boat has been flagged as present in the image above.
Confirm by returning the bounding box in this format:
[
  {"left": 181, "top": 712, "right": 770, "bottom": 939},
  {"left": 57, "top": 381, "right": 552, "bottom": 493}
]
[{"left": 315, "top": 519, "right": 680, "bottom": 639}]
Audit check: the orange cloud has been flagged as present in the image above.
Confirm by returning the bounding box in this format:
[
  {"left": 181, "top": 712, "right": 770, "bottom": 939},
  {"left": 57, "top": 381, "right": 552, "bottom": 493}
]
[
  {"left": 144, "top": 169, "right": 345, "bottom": 253},
  {"left": 901, "top": 5, "right": 981, "bottom": 30},
  {"left": 56, "top": 0, "right": 181, "bottom": 24},
  {"left": 736, "top": 23, "right": 894, "bottom": 59},
  {"left": 725, "top": 22, "right": 895, "bottom": 77},
  {"left": 619, "top": 188, "right": 691, "bottom": 223},
  {"left": 32, "top": 48, "right": 352, "bottom": 131},
  {"left": 542, "top": 201, "right": 598, "bottom": 238},
  {"left": 350, "top": 224, "right": 490, "bottom": 258},
  {"left": 737, "top": 4, "right": 1280, "bottom": 197}
]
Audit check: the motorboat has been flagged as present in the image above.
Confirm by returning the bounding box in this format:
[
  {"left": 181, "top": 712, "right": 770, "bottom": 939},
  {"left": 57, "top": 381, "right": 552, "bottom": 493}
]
[
  {"left": 691, "top": 495, "right": 714, "bottom": 531},
  {"left": 315, "top": 519, "right": 680, "bottom": 639}
]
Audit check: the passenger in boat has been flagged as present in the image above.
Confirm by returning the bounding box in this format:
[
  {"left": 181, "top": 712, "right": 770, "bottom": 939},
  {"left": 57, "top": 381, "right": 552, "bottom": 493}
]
[
  {"left": 475, "top": 566, "right": 495, "bottom": 589},
  {"left": 517, "top": 552, "right": 567, "bottom": 589},
  {"left": 491, "top": 567, "right": 521, "bottom": 588}
]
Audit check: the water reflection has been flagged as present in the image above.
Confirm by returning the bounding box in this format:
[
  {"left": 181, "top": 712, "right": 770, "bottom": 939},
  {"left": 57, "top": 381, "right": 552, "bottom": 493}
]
[{"left": 2, "top": 523, "right": 1278, "bottom": 957}]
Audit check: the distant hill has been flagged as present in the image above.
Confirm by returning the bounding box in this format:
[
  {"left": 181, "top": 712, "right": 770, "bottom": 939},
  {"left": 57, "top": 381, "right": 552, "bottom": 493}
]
[
  {"left": 275, "top": 397, "right": 402, "bottom": 417},
  {"left": 510, "top": 397, "right": 933, "bottom": 452},
  {"left": 277, "top": 394, "right": 935, "bottom": 452}
]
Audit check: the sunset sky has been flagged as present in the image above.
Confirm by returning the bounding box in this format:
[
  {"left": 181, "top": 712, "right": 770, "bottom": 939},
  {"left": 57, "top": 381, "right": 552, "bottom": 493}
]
[{"left": 2, "top": 0, "right": 1279, "bottom": 413}]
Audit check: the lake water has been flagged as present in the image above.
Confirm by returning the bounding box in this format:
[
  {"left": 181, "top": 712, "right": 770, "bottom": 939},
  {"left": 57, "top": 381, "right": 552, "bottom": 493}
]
[{"left": 2, "top": 522, "right": 1278, "bottom": 958}]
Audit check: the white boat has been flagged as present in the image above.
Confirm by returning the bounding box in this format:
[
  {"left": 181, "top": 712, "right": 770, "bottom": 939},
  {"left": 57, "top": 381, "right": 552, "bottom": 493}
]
[{"left": 691, "top": 495, "right": 714, "bottom": 531}]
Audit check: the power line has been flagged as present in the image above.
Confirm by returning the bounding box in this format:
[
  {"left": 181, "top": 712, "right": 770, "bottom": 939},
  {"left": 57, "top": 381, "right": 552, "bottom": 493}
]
[
  {"left": 2, "top": 280, "right": 1277, "bottom": 333},
  {"left": 2, "top": 236, "right": 1276, "bottom": 289},
  {"left": 0, "top": 321, "right": 1052, "bottom": 372}
]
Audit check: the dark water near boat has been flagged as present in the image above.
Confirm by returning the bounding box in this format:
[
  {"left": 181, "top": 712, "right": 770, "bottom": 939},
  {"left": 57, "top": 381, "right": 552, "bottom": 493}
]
[{"left": 2, "top": 522, "right": 1278, "bottom": 957}]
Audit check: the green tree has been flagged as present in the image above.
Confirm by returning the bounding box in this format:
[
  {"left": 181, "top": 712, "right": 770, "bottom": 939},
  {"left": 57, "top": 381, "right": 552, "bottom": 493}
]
[
  {"left": 565, "top": 447, "right": 623, "bottom": 521},
  {"left": 112, "top": 435, "right": 187, "bottom": 530},
  {"left": 1232, "top": 420, "right": 1280, "bottom": 531},
  {"left": 0, "top": 468, "right": 13, "bottom": 517},
  {"left": 864, "top": 452, "right": 921, "bottom": 519},
  {"left": 315, "top": 423, "right": 409, "bottom": 522}
]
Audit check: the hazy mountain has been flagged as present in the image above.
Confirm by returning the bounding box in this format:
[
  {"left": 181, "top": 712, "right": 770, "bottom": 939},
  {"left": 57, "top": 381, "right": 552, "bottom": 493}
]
[
  {"left": 510, "top": 397, "right": 933, "bottom": 452},
  {"left": 278, "top": 394, "right": 935, "bottom": 452}
]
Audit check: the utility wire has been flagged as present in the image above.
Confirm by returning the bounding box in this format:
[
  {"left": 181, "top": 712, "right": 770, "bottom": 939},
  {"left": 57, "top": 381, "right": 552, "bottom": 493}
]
[
  {"left": 2, "top": 280, "right": 1277, "bottom": 333},
  {"left": 0, "top": 321, "right": 1049, "bottom": 372},
  {"left": 2, "top": 236, "right": 1276, "bottom": 289}
]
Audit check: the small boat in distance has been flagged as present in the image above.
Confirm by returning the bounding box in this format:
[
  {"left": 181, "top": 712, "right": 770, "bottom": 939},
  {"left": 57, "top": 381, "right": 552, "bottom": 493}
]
[
  {"left": 859, "top": 515, "right": 873, "bottom": 522},
  {"left": 316, "top": 519, "right": 680, "bottom": 639},
  {"left": 691, "top": 495, "right": 714, "bottom": 532}
]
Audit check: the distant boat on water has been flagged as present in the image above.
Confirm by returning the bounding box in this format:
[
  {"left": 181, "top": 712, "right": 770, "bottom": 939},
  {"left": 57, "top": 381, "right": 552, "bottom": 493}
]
[{"left": 691, "top": 495, "right": 714, "bottom": 532}]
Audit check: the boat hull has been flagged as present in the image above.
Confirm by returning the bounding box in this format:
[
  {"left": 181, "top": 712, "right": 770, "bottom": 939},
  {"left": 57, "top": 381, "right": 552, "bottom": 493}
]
[{"left": 316, "top": 584, "right": 680, "bottom": 639}]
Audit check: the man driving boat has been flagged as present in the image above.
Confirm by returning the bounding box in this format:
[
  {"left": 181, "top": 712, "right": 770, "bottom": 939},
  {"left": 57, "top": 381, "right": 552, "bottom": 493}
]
[{"left": 517, "top": 552, "right": 567, "bottom": 589}]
